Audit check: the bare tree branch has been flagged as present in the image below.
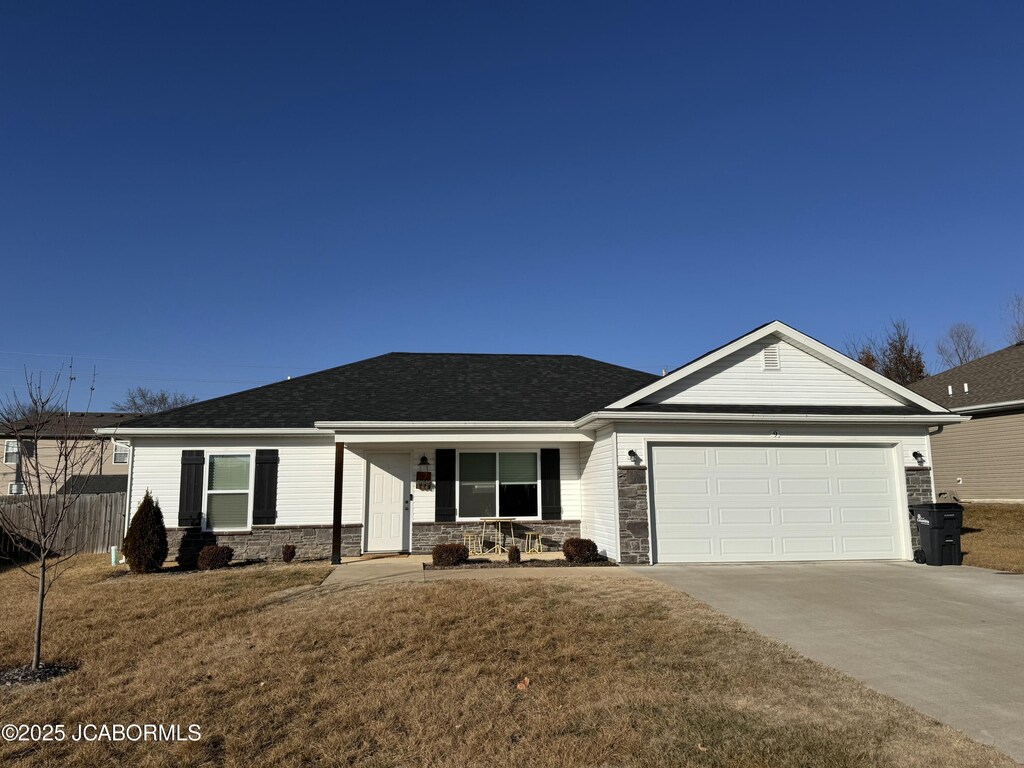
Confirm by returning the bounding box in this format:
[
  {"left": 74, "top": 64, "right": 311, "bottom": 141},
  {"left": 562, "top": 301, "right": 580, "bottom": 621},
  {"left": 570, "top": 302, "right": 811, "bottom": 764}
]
[
  {"left": 0, "top": 365, "right": 99, "bottom": 670},
  {"left": 112, "top": 386, "right": 196, "bottom": 415},
  {"left": 936, "top": 322, "right": 987, "bottom": 370},
  {"left": 1006, "top": 291, "right": 1024, "bottom": 345}
]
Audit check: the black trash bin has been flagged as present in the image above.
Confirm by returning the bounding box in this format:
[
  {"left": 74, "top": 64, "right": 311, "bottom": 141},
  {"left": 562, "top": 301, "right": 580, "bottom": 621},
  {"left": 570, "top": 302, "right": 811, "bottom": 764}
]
[{"left": 911, "top": 503, "right": 963, "bottom": 566}]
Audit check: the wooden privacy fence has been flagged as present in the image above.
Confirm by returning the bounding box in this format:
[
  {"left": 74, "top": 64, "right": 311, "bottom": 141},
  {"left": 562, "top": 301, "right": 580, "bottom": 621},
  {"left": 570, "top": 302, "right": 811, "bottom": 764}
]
[{"left": 0, "top": 492, "right": 126, "bottom": 558}]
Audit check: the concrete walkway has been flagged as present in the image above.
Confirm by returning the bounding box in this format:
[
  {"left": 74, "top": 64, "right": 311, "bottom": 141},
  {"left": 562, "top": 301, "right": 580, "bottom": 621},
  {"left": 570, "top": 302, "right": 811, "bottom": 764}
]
[{"left": 631, "top": 561, "right": 1024, "bottom": 762}]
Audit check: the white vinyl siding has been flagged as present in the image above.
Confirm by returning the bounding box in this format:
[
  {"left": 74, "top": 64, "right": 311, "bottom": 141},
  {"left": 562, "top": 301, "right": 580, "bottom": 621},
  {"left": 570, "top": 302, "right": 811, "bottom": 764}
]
[
  {"left": 580, "top": 426, "right": 618, "bottom": 560},
  {"left": 129, "top": 436, "right": 336, "bottom": 528},
  {"left": 615, "top": 422, "right": 931, "bottom": 469},
  {"left": 644, "top": 337, "right": 901, "bottom": 408}
]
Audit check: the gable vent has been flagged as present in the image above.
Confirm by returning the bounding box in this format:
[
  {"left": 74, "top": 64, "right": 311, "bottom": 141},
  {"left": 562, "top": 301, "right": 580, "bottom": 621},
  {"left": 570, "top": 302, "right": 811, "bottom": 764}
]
[{"left": 762, "top": 343, "right": 781, "bottom": 371}]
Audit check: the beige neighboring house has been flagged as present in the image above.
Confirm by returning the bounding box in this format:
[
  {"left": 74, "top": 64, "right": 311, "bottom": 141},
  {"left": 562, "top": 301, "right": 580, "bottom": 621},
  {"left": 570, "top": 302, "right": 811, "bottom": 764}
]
[
  {"left": 1, "top": 412, "right": 140, "bottom": 496},
  {"left": 908, "top": 342, "right": 1024, "bottom": 502}
]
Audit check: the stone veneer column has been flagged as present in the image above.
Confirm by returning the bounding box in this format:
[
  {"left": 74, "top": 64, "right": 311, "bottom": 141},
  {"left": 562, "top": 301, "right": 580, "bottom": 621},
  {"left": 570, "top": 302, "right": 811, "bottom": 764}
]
[
  {"left": 904, "top": 467, "right": 934, "bottom": 552},
  {"left": 617, "top": 465, "right": 650, "bottom": 565}
]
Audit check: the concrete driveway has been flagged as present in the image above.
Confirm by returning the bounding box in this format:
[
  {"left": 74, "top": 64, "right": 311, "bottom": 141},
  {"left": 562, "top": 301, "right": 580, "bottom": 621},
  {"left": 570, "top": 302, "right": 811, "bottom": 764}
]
[{"left": 634, "top": 561, "right": 1024, "bottom": 762}]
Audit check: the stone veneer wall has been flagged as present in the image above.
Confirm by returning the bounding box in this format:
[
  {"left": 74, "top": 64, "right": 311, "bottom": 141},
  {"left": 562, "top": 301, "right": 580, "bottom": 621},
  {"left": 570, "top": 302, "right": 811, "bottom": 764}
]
[
  {"left": 411, "top": 520, "right": 580, "bottom": 555},
  {"left": 904, "top": 467, "right": 934, "bottom": 552},
  {"left": 617, "top": 465, "right": 651, "bottom": 565},
  {"left": 166, "top": 524, "right": 363, "bottom": 564}
]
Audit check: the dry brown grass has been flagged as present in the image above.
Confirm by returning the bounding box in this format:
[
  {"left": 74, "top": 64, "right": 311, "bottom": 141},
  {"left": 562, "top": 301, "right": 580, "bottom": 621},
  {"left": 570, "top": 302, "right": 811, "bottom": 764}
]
[
  {"left": 0, "top": 556, "right": 1014, "bottom": 767},
  {"left": 961, "top": 503, "right": 1024, "bottom": 573}
]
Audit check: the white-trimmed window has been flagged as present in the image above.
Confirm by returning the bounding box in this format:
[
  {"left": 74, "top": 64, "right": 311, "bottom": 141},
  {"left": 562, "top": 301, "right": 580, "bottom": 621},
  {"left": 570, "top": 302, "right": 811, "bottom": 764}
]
[
  {"left": 457, "top": 451, "right": 539, "bottom": 519},
  {"left": 203, "top": 453, "right": 252, "bottom": 531},
  {"left": 113, "top": 440, "right": 130, "bottom": 464},
  {"left": 8, "top": 482, "right": 25, "bottom": 495},
  {"left": 4, "top": 440, "right": 18, "bottom": 464}
]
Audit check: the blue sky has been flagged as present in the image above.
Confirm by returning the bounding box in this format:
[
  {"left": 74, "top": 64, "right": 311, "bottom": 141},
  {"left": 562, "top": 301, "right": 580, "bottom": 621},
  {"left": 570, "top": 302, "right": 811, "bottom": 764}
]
[{"left": 2, "top": 2, "right": 1022, "bottom": 410}]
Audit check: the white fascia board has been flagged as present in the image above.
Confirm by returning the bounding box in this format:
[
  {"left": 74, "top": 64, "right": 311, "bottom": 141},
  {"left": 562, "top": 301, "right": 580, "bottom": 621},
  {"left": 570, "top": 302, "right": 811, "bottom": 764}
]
[
  {"left": 952, "top": 399, "right": 1024, "bottom": 414},
  {"left": 575, "top": 410, "right": 969, "bottom": 429},
  {"left": 314, "top": 420, "right": 579, "bottom": 432},
  {"left": 333, "top": 432, "right": 593, "bottom": 444},
  {"left": 605, "top": 320, "right": 952, "bottom": 414},
  {"left": 93, "top": 427, "right": 324, "bottom": 436}
]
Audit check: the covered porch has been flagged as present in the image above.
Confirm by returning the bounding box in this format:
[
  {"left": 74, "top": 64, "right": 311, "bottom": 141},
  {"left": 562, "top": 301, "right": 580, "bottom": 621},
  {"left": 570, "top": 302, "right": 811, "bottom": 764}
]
[{"left": 318, "top": 425, "right": 593, "bottom": 562}]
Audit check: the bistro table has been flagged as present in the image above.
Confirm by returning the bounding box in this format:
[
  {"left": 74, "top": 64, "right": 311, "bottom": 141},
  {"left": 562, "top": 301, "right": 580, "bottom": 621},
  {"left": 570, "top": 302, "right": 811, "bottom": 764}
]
[{"left": 480, "top": 517, "right": 512, "bottom": 554}]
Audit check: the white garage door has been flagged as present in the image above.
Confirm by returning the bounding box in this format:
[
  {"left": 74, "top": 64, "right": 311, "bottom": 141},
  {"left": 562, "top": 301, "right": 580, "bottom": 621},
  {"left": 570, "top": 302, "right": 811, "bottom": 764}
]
[{"left": 650, "top": 444, "right": 905, "bottom": 563}]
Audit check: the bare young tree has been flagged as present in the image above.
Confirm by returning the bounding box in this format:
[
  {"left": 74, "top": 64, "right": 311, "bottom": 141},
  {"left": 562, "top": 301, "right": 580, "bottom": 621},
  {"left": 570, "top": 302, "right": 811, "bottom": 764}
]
[
  {"left": 1006, "top": 291, "right": 1024, "bottom": 345},
  {"left": 112, "top": 386, "right": 197, "bottom": 414},
  {"left": 0, "top": 367, "right": 100, "bottom": 671},
  {"left": 936, "top": 322, "right": 987, "bottom": 369}
]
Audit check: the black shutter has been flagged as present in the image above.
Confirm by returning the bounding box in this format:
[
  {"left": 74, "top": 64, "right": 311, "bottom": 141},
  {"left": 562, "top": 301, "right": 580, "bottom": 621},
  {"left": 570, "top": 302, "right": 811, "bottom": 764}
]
[
  {"left": 435, "top": 449, "right": 456, "bottom": 522},
  {"left": 253, "top": 450, "right": 279, "bottom": 525},
  {"left": 178, "top": 450, "right": 204, "bottom": 527},
  {"left": 540, "top": 448, "right": 561, "bottom": 520}
]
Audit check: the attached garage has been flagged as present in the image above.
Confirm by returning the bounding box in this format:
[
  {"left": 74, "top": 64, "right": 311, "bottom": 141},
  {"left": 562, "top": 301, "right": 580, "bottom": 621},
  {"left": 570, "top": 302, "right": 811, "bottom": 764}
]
[{"left": 648, "top": 443, "right": 907, "bottom": 563}]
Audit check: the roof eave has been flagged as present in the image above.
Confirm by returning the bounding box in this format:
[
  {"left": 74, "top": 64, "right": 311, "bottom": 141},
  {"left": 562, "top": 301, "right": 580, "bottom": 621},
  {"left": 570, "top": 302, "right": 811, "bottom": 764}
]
[{"left": 575, "top": 410, "right": 970, "bottom": 429}]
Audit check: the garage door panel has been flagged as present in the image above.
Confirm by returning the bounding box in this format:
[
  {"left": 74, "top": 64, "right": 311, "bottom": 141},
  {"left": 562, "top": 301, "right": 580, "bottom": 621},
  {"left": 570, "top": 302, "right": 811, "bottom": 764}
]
[
  {"left": 779, "top": 507, "right": 834, "bottom": 525},
  {"left": 651, "top": 443, "right": 904, "bottom": 563},
  {"left": 659, "top": 507, "right": 712, "bottom": 525},
  {"left": 837, "top": 477, "right": 890, "bottom": 495},
  {"left": 717, "top": 477, "right": 772, "bottom": 494},
  {"left": 660, "top": 537, "right": 714, "bottom": 556},
  {"left": 660, "top": 478, "right": 711, "bottom": 495},
  {"left": 781, "top": 537, "right": 836, "bottom": 555},
  {"left": 720, "top": 538, "right": 775, "bottom": 556},
  {"left": 842, "top": 536, "right": 896, "bottom": 554},
  {"left": 775, "top": 447, "right": 830, "bottom": 466},
  {"left": 778, "top": 477, "right": 832, "bottom": 495},
  {"left": 715, "top": 447, "right": 769, "bottom": 465},
  {"left": 719, "top": 507, "right": 773, "bottom": 525},
  {"left": 835, "top": 448, "right": 887, "bottom": 465}
]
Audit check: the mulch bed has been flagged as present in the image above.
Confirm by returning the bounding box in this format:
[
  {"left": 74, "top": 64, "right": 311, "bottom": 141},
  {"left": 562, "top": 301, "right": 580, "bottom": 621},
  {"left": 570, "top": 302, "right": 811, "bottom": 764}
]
[
  {"left": 1, "top": 662, "right": 78, "bottom": 687},
  {"left": 425, "top": 558, "right": 617, "bottom": 570}
]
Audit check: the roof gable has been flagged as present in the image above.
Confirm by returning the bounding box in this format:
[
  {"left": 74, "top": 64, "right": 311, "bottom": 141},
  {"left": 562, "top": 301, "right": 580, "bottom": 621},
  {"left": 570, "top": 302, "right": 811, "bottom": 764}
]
[{"left": 609, "top": 321, "right": 950, "bottom": 413}]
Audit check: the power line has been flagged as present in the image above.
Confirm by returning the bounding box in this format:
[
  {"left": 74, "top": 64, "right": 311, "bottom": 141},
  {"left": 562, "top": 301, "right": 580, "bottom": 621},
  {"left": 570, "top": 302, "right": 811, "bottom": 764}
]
[{"left": 0, "top": 349, "right": 316, "bottom": 371}]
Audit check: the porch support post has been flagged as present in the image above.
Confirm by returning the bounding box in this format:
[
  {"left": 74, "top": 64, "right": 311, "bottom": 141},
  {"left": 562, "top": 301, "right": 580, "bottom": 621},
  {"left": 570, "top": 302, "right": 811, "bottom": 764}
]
[{"left": 331, "top": 442, "right": 344, "bottom": 565}]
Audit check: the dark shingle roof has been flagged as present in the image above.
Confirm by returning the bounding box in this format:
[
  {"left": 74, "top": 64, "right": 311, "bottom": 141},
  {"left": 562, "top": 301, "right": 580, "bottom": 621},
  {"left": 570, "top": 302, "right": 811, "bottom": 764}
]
[
  {"left": 908, "top": 343, "right": 1024, "bottom": 410},
  {"left": 3, "top": 412, "right": 141, "bottom": 438},
  {"left": 56, "top": 475, "right": 129, "bottom": 495},
  {"left": 120, "top": 353, "right": 661, "bottom": 429}
]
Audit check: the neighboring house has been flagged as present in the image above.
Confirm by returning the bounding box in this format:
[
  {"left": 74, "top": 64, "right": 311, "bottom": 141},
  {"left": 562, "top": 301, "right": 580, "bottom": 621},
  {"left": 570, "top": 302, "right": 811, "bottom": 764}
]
[
  {"left": 908, "top": 342, "right": 1024, "bottom": 502},
  {"left": 2, "top": 412, "right": 138, "bottom": 496},
  {"left": 101, "top": 322, "right": 963, "bottom": 565}
]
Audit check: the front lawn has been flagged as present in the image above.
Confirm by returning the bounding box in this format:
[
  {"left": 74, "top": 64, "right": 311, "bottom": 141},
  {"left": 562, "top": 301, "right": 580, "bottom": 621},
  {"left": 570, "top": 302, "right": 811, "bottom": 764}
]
[
  {"left": 0, "top": 557, "right": 1013, "bottom": 767},
  {"left": 962, "top": 503, "right": 1024, "bottom": 573}
]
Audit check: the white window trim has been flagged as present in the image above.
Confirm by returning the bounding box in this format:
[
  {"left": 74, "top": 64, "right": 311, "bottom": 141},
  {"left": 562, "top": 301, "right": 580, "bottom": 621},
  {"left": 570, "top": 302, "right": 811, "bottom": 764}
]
[
  {"left": 455, "top": 450, "right": 542, "bottom": 520},
  {"left": 8, "top": 482, "right": 25, "bottom": 495},
  {"left": 4, "top": 440, "right": 19, "bottom": 465},
  {"left": 201, "top": 451, "right": 255, "bottom": 533},
  {"left": 112, "top": 440, "right": 130, "bottom": 464}
]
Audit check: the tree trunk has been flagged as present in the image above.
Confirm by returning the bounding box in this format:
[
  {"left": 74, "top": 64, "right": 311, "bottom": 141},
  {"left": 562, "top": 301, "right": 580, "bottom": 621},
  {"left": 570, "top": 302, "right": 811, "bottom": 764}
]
[{"left": 32, "top": 555, "right": 45, "bottom": 671}]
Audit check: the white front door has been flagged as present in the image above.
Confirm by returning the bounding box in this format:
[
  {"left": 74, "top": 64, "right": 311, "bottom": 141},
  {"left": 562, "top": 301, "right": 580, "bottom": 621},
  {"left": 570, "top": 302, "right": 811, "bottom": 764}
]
[
  {"left": 650, "top": 443, "right": 906, "bottom": 563},
  {"left": 366, "top": 454, "right": 409, "bottom": 552}
]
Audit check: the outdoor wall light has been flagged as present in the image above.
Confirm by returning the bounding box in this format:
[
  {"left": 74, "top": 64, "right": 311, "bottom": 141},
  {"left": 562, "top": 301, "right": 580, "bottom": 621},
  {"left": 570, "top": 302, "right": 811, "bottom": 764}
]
[
  {"left": 418, "top": 455, "right": 431, "bottom": 472},
  {"left": 912, "top": 451, "right": 925, "bottom": 466},
  {"left": 627, "top": 449, "right": 641, "bottom": 464}
]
